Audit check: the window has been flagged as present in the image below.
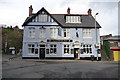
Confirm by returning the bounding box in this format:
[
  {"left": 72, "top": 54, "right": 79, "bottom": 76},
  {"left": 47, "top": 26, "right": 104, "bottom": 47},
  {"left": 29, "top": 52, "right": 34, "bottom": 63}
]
[
  {"left": 29, "top": 28, "right": 35, "bottom": 38},
  {"left": 64, "top": 29, "right": 70, "bottom": 38},
  {"left": 50, "top": 28, "right": 57, "bottom": 39},
  {"left": 64, "top": 45, "right": 70, "bottom": 54},
  {"left": 66, "top": 16, "right": 81, "bottom": 23},
  {"left": 71, "top": 49, "right": 74, "bottom": 54},
  {"left": 40, "top": 28, "right": 45, "bottom": 38},
  {"left": 83, "top": 29, "right": 92, "bottom": 38},
  {"left": 50, "top": 45, "right": 57, "bottom": 54},
  {"left": 32, "top": 13, "right": 55, "bottom": 22},
  {"left": 35, "top": 49, "right": 38, "bottom": 54},
  {"left": 39, "top": 14, "right": 48, "bottom": 22},
  {"left": 46, "top": 49, "right": 49, "bottom": 54},
  {"left": 82, "top": 45, "right": 92, "bottom": 54},
  {"left": 28, "top": 44, "right": 35, "bottom": 54}
]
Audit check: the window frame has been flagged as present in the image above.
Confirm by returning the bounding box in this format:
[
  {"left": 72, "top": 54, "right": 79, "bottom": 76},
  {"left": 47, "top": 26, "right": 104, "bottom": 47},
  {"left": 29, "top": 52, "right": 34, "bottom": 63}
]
[
  {"left": 82, "top": 44, "right": 92, "bottom": 54},
  {"left": 50, "top": 45, "right": 57, "bottom": 55},
  {"left": 83, "top": 29, "right": 92, "bottom": 39},
  {"left": 28, "top": 44, "right": 35, "bottom": 55},
  {"left": 64, "top": 44, "right": 70, "bottom": 55},
  {"left": 66, "top": 16, "right": 81, "bottom": 23},
  {"left": 64, "top": 28, "right": 70, "bottom": 38},
  {"left": 29, "top": 28, "right": 35, "bottom": 38},
  {"left": 39, "top": 28, "right": 46, "bottom": 38},
  {"left": 50, "top": 28, "right": 57, "bottom": 39}
]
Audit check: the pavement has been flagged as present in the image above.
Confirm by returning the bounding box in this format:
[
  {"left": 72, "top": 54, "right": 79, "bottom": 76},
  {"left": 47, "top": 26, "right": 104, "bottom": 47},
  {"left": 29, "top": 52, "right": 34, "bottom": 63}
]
[{"left": 1, "top": 54, "right": 120, "bottom": 79}]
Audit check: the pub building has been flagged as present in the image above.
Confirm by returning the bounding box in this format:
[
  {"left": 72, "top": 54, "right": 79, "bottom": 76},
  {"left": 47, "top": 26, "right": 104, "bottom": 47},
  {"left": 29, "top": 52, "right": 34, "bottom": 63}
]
[{"left": 22, "top": 5, "right": 101, "bottom": 59}]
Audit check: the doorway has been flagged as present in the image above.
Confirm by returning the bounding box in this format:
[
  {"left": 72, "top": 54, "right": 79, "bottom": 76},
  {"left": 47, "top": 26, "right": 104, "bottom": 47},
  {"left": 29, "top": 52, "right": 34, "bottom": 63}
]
[
  {"left": 74, "top": 48, "right": 79, "bottom": 59},
  {"left": 39, "top": 45, "right": 45, "bottom": 59}
]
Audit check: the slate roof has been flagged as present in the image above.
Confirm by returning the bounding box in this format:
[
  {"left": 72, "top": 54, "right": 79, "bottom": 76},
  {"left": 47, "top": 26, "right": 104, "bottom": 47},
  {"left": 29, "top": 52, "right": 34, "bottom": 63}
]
[
  {"left": 51, "top": 14, "right": 101, "bottom": 28},
  {"left": 22, "top": 7, "right": 101, "bottom": 28}
]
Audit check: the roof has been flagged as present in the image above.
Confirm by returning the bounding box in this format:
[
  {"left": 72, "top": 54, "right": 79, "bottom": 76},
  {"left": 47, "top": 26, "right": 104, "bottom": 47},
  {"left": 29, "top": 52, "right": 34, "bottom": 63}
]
[
  {"left": 51, "top": 14, "right": 101, "bottom": 28},
  {"left": 104, "top": 35, "right": 120, "bottom": 41},
  {"left": 22, "top": 7, "right": 101, "bottom": 28}
]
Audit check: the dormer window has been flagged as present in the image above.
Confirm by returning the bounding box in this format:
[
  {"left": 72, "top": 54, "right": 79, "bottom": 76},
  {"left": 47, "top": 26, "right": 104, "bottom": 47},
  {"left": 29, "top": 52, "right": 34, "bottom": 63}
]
[{"left": 66, "top": 16, "right": 81, "bottom": 23}]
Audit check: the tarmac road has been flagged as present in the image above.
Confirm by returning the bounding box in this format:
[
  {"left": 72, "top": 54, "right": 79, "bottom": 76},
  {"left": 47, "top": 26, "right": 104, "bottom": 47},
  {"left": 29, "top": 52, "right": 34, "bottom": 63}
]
[{"left": 2, "top": 54, "right": 120, "bottom": 80}]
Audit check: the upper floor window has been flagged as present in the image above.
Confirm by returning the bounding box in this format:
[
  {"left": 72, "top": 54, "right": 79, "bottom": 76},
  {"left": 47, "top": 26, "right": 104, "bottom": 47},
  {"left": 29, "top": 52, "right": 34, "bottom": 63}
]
[
  {"left": 66, "top": 16, "right": 81, "bottom": 23},
  {"left": 38, "top": 14, "right": 47, "bottom": 22},
  {"left": 83, "top": 29, "right": 92, "bottom": 39},
  {"left": 29, "top": 28, "right": 35, "bottom": 38},
  {"left": 50, "top": 28, "right": 57, "bottom": 39},
  {"left": 64, "top": 28, "right": 70, "bottom": 38},
  {"left": 40, "top": 28, "right": 46, "bottom": 38},
  {"left": 32, "top": 11, "right": 55, "bottom": 23}
]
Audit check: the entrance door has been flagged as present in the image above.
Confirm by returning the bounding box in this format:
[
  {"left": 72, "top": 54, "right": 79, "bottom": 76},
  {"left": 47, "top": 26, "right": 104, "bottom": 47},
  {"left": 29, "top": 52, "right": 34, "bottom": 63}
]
[
  {"left": 39, "top": 45, "right": 45, "bottom": 59},
  {"left": 74, "top": 48, "right": 79, "bottom": 59}
]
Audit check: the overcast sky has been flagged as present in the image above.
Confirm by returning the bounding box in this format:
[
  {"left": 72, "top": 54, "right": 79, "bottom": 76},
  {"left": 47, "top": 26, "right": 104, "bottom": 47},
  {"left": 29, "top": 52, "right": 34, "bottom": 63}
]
[{"left": 0, "top": 0, "right": 119, "bottom": 36}]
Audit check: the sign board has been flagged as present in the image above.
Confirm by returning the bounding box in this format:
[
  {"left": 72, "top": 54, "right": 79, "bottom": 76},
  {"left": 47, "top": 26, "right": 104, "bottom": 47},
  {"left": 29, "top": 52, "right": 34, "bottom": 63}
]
[{"left": 47, "top": 39, "right": 73, "bottom": 42}]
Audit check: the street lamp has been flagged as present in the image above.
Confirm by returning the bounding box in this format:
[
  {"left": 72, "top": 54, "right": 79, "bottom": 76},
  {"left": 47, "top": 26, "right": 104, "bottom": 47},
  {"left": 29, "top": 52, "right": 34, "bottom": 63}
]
[{"left": 95, "top": 13, "right": 99, "bottom": 61}]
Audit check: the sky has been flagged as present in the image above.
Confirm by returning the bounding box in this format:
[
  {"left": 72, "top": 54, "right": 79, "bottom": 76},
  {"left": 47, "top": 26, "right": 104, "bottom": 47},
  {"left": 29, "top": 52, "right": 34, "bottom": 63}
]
[{"left": 0, "top": 0, "right": 119, "bottom": 36}]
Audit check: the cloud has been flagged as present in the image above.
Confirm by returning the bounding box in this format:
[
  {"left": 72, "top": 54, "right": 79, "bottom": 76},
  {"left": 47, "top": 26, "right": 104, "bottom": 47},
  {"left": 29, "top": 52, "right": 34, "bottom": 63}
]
[
  {"left": 88, "top": 2, "right": 118, "bottom": 35},
  {"left": 0, "top": 0, "right": 119, "bottom": 36}
]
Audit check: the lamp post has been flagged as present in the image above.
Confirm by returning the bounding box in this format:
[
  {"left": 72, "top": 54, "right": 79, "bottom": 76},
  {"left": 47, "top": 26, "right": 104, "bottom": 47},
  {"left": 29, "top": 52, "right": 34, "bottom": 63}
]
[{"left": 95, "top": 13, "right": 99, "bottom": 61}]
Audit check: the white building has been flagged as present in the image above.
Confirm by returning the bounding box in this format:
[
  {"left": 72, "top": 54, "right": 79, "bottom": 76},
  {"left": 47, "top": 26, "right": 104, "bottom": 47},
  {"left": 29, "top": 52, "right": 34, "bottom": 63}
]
[{"left": 22, "top": 5, "right": 101, "bottom": 59}]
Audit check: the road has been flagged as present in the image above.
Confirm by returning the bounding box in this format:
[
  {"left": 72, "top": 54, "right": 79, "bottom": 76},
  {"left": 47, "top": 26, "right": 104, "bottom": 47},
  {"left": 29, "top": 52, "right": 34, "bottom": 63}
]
[{"left": 2, "top": 54, "right": 120, "bottom": 79}]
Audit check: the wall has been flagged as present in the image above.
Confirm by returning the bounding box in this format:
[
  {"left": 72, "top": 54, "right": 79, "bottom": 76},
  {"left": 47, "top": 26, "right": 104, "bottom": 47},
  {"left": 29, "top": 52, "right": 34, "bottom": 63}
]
[{"left": 22, "top": 25, "right": 101, "bottom": 58}]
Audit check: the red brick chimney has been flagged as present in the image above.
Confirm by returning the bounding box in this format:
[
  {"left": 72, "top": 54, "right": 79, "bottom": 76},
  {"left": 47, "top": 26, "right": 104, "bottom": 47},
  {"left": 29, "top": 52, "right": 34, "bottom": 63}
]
[
  {"left": 67, "top": 7, "right": 70, "bottom": 14},
  {"left": 88, "top": 8, "right": 92, "bottom": 16},
  {"left": 29, "top": 5, "right": 33, "bottom": 16}
]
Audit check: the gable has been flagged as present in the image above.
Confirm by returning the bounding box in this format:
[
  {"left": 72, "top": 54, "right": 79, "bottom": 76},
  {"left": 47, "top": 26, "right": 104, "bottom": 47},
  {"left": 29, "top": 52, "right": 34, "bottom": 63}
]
[{"left": 22, "top": 7, "right": 62, "bottom": 26}]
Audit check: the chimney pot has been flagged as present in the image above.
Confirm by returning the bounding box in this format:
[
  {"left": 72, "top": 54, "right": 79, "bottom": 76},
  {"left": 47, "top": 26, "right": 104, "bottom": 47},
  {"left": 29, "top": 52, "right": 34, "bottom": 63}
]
[
  {"left": 88, "top": 8, "right": 92, "bottom": 16},
  {"left": 67, "top": 7, "right": 71, "bottom": 14},
  {"left": 29, "top": 5, "right": 33, "bottom": 16}
]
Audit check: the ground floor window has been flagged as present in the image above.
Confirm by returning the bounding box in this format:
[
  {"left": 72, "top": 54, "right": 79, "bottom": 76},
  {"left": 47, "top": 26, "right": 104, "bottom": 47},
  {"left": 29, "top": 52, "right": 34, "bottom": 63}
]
[
  {"left": 82, "top": 45, "right": 92, "bottom": 54},
  {"left": 28, "top": 44, "right": 35, "bottom": 54},
  {"left": 64, "top": 45, "right": 70, "bottom": 54},
  {"left": 50, "top": 45, "right": 56, "bottom": 54}
]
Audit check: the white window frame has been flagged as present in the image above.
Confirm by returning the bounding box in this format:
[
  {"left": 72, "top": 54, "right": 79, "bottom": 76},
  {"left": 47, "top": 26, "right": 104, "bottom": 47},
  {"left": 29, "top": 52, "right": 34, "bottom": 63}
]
[
  {"left": 50, "top": 45, "right": 57, "bottom": 55},
  {"left": 83, "top": 29, "right": 92, "bottom": 39},
  {"left": 66, "top": 16, "right": 81, "bottom": 23},
  {"left": 82, "top": 45, "right": 92, "bottom": 54},
  {"left": 39, "top": 28, "right": 46, "bottom": 38},
  {"left": 38, "top": 14, "right": 48, "bottom": 22},
  {"left": 50, "top": 28, "right": 57, "bottom": 39},
  {"left": 29, "top": 28, "right": 35, "bottom": 38},
  {"left": 64, "top": 44, "right": 70, "bottom": 55},
  {"left": 28, "top": 44, "right": 35, "bottom": 55},
  {"left": 64, "top": 28, "right": 70, "bottom": 38}
]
